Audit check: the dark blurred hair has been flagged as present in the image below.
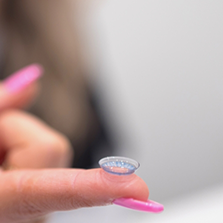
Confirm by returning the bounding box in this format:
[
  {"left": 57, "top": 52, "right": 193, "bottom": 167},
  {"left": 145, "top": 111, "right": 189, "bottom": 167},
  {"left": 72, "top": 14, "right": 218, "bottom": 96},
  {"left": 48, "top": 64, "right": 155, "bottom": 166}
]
[{"left": 0, "top": 0, "right": 113, "bottom": 168}]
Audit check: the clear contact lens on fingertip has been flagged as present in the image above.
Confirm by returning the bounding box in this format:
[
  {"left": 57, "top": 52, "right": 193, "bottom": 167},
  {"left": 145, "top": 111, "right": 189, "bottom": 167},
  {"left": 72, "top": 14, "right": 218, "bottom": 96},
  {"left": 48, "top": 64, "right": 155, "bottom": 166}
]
[{"left": 99, "top": 156, "right": 140, "bottom": 175}]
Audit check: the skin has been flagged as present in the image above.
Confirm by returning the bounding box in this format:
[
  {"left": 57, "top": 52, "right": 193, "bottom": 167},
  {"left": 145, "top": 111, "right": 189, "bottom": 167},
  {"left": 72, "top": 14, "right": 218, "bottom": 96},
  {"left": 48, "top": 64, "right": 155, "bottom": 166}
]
[{"left": 0, "top": 82, "right": 149, "bottom": 223}]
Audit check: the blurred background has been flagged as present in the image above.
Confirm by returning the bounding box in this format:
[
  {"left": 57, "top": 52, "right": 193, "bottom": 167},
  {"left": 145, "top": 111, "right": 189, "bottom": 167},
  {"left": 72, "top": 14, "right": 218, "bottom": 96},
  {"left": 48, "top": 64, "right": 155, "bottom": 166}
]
[
  {"left": 93, "top": 0, "right": 223, "bottom": 201},
  {"left": 54, "top": 0, "right": 223, "bottom": 221},
  {"left": 1, "top": 0, "right": 223, "bottom": 222}
]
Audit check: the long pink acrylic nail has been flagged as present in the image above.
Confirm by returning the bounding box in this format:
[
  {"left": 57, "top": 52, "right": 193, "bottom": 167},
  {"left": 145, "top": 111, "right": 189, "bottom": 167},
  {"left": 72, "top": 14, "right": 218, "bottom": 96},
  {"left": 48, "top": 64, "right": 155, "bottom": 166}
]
[
  {"left": 113, "top": 198, "right": 164, "bottom": 213},
  {"left": 3, "top": 64, "right": 43, "bottom": 93}
]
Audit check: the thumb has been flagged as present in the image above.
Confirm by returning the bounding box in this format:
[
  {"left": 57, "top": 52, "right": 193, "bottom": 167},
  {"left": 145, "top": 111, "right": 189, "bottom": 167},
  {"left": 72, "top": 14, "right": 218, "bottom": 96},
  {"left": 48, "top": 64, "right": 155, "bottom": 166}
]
[
  {"left": 0, "top": 168, "right": 149, "bottom": 222},
  {"left": 0, "top": 64, "right": 43, "bottom": 111}
]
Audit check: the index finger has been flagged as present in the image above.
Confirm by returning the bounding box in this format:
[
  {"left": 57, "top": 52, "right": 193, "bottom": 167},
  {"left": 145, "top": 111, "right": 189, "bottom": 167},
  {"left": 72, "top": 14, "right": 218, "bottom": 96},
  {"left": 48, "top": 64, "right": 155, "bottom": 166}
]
[{"left": 0, "top": 168, "right": 150, "bottom": 222}]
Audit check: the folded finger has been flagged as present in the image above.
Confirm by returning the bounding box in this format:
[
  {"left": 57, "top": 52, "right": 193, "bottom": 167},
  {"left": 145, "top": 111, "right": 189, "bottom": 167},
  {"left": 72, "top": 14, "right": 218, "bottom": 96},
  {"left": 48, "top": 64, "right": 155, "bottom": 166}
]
[{"left": 0, "top": 110, "right": 72, "bottom": 169}]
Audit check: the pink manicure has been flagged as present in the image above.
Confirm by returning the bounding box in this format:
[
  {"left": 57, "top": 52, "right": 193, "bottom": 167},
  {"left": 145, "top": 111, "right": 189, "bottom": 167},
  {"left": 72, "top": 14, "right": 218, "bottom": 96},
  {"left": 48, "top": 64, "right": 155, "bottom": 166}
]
[
  {"left": 113, "top": 198, "right": 164, "bottom": 213},
  {"left": 3, "top": 64, "right": 43, "bottom": 93}
]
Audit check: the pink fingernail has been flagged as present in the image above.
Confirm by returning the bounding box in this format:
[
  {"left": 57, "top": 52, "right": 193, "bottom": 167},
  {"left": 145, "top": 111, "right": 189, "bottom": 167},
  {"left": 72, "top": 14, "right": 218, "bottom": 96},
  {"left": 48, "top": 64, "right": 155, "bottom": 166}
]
[
  {"left": 3, "top": 64, "right": 43, "bottom": 93},
  {"left": 113, "top": 198, "right": 164, "bottom": 213}
]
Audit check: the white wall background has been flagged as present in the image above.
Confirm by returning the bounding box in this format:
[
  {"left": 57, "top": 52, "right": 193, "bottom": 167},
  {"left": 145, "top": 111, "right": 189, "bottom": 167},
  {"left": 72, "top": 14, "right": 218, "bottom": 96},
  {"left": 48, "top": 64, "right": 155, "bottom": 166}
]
[
  {"left": 48, "top": 1, "right": 223, "bottom": 222},
  {"left": 88, "top": 0, "right": 223, "bottom": 202}
]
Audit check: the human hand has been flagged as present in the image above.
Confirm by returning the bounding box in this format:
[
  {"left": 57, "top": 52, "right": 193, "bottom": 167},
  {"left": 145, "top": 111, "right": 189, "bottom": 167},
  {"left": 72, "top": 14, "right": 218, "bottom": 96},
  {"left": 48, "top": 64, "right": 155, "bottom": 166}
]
[
  {"left": 0, "top": 64, "right": 73, "bottom": 170},
  {"left": 0, "top": 110, "right": 148, "bottom": 222},
  {"left": 0, "top": 65, "right": 153, "bottom": 223}
]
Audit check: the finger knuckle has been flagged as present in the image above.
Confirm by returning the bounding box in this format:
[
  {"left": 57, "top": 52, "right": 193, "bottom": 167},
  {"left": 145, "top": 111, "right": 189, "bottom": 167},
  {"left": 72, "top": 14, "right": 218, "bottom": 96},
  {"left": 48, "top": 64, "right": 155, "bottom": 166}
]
[
  {"left": 39, "top": 133, "right": 73, "bottom": 167},
  {"left": 5, "top": 172, "right": 43, "bottom": 220},
  {"left": 44, "top": 134, "right": 71, "bottom": 156}
]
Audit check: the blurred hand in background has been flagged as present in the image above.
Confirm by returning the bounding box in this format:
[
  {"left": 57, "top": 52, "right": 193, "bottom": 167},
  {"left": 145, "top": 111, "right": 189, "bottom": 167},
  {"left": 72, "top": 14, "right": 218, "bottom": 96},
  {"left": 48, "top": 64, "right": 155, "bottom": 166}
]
[{"left": 0, "top": 65, "right": 149, "bottom": 223}]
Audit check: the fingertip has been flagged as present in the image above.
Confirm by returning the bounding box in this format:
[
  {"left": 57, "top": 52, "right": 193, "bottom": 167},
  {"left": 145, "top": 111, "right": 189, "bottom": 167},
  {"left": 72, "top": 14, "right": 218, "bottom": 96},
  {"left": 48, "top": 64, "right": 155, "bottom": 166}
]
[{"left": 79, "top": 169, "right": 149, "bottom": 203}]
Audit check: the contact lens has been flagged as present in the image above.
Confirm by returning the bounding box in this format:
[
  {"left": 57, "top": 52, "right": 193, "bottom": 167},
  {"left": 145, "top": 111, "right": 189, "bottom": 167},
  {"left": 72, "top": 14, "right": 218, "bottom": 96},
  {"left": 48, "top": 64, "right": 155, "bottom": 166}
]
[{"left": 99, "top": 156, "right": 140, "bottom": 175}]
